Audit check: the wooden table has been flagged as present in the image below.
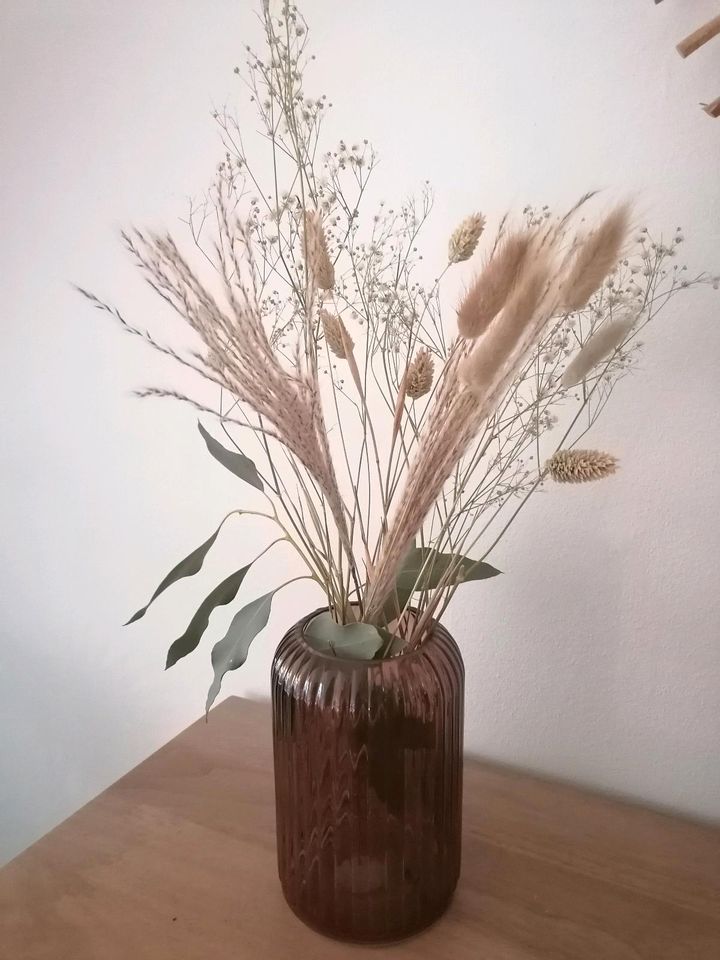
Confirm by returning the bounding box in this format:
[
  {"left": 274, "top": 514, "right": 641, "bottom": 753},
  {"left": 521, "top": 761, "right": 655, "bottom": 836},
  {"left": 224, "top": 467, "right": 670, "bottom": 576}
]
[{"left": 2, "top": 697, "right": 719, "bottom": 959}]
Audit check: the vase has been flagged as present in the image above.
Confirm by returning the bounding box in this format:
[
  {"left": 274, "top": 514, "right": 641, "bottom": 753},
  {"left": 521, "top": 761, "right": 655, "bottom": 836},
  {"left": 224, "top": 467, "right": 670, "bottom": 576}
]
[{"left": 271, "top": 609, "right": 464, "bottom": 943}]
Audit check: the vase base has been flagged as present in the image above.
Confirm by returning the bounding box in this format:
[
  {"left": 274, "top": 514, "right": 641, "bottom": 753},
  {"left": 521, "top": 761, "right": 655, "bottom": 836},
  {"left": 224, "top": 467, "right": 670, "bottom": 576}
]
[{"left": 280, "top": 882, "right": 459, "bottom": 944}]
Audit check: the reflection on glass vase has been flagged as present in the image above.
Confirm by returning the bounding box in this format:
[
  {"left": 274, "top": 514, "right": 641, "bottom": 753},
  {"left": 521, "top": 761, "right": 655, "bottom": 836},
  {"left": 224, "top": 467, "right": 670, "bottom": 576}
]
[{"left": 271, "top": 610, "right": 464, "bottom": 943}]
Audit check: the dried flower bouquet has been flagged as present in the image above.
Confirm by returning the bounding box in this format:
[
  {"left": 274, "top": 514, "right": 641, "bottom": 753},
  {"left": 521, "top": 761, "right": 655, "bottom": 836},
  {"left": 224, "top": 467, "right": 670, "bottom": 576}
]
[{"left": 79, "top": 1, "right": 717, "bottom": 711}]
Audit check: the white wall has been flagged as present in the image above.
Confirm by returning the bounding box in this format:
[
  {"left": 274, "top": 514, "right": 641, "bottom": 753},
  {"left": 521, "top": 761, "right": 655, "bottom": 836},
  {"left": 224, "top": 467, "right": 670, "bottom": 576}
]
[{"left": 2, "top": 0, "right": 719, "bottom": 864}]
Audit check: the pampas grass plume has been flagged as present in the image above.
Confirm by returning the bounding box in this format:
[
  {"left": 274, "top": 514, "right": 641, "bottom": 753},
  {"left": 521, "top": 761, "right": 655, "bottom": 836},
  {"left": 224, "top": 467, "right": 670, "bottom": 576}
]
[
  {"left": 460, "top": 256, "right": 549, "bottom": 395},
  {"left": 562, "top": 204, "right": 631, "bottom": 312},
  {"left": 457, "top": 231, "right": 533, "bottom": 339}
]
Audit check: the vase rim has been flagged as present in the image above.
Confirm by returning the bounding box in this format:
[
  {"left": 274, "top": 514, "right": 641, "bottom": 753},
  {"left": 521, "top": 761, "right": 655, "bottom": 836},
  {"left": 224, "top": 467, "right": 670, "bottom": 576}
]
[{"left": 293, "top": 606, "right": 450, "bottom": 667}]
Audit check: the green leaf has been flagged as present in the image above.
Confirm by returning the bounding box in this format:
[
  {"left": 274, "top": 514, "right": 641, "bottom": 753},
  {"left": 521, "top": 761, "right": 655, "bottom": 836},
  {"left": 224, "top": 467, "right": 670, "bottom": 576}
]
[
  {"left": 205, "top": 588, "right": 279, "bottom": 715},
  {"left": 396, "top": 547, "right": 501, "bottom": 593},
  {"left": 381, "top": 539, "right": 417, "bottom": 622},
  {"left": 382, "top": 587, "right": 413, "bottom": 623},
  {"left": 304, "top": 612, "right": 385, "bottom": 661},
  {"left": 125, "top": 520, "right": 226, "bottom": 625},
  {"left": 166, "top": 564, "right": 253, "bottom": 669},
  {"left": 198, "top": 421, "right": 264, "bottom": 491},
  {"left": 383, "top": 631, "right": 407, "bottom": 658}
]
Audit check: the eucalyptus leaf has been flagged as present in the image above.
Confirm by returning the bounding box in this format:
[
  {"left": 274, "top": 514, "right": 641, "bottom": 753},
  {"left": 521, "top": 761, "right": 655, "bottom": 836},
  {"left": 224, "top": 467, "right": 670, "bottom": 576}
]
[
  {"left": 205, "top": 588, "right": 279, "bottom": 715},
  {"left": 381, "top": 540, "right": 416, "bottom": 621},
  {"left": 304, "top": 612, "right": 385, "bottom": 661},
  {"left": 396, "top": 547, "right": 501, "bottom": 592},
  {"left": 382, "top": 587, "right": 413, "bottom": 623},
  {"left": 198, "top": 421, "right": 264, "bottom": 492},
  {"left": 125, "top": 520, "right": 227, "bottom": 625},
  {"left": 383, "top": 631, "right": 408, "bottom": 658},
  {"left": 166, "top": 564, "right": 252, "bottom": 669}
]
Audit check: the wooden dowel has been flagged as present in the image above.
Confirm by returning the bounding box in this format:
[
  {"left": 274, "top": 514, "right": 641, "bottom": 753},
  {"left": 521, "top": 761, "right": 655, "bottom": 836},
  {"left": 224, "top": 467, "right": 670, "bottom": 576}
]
[
  {"left": 676, "top": 14, "right": 720, "bottom": 58},
  {"left": 702, "top": 96, "right": 720, "bottom": 118}
]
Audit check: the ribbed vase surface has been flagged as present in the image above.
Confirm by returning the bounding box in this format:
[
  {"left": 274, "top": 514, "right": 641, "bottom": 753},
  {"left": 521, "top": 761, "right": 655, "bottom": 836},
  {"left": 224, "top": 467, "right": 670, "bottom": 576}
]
[{"left": 271, "top": 611, "right": 464, "bottom": 942}]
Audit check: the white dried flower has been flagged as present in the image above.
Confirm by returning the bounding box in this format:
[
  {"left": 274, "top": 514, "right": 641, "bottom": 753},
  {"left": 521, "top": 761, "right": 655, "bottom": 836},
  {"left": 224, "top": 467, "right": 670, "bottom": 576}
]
[{"left": 561, "top": 312, "right": 638, "bottom": 388}]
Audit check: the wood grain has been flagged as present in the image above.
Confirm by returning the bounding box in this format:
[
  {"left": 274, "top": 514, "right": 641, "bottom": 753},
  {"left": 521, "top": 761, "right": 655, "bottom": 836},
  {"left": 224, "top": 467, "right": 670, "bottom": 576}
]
[
  {"left": 676, "top": 14, "right": 720, "bottom": 58},
  {"left": 1, "top": 696, "right": 719, "bottom": 959}
]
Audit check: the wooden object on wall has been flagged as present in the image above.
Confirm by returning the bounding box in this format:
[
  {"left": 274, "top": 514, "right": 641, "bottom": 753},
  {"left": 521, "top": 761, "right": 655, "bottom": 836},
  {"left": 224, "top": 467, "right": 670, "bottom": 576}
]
[
  {"left": 666, "top": 11, "right": 720, "bottom": 117},
  {"left": 1, "top": 696, "right": 719, "bottom": 959},
  {"left": 676, "top": 14, "right": 720, "bottom": 58}
]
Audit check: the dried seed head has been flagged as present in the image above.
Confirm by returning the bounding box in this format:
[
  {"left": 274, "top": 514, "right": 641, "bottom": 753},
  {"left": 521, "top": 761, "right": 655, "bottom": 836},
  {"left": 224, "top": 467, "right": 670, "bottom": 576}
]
[
  {"left": 448, "top": 212, "right": 486, "bottom": 264},
  {"left": 406, "top": 348, "right": 434, "bottom": 399},
  {"left": 303, "top": 210, "right": 335, "bottom": 290},
  {"left": 457, "top": 231, "right": 533, "bottom": 339},
  {"left": 320, "top": 309, "right": 352, "bottom": 358},
  {"left": 562, "top": 204, "right": 631, "bottom": 312},
  {"left": 460, "top": 254, "right": 549, "bottom": 396},
  {"left": 546, "top": 449, "right": 618, "bottom": 483},
  {"left": 561, "top": 311, "right": 637, "bottom": 387}
]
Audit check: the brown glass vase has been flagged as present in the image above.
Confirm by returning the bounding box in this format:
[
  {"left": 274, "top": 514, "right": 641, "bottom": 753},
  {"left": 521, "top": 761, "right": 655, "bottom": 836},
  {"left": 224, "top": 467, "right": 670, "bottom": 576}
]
[{"left": 271, "top": 610, "right": 464, "bottom": 943}]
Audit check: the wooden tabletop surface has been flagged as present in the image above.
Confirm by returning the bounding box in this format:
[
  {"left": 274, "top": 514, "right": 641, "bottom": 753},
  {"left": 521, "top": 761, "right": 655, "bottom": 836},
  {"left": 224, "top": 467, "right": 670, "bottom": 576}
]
[{"left": 2, "top": 696, "right": 719, "bottom": 959}]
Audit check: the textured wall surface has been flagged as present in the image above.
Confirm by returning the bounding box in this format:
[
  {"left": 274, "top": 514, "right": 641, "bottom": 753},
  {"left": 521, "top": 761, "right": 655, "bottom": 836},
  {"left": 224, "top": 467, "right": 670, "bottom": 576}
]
[{"left": 2, "top": 0, "right": 719, "bottom": 864}]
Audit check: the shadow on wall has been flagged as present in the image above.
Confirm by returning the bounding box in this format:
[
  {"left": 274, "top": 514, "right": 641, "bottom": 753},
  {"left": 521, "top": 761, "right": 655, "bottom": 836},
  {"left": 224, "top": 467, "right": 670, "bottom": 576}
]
[{"left": 452, "top": 499, "right": 642, "bottom": 787}]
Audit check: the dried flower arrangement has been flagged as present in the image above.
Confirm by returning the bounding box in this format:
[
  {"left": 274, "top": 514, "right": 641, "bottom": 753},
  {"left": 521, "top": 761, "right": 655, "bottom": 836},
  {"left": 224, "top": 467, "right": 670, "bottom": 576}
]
[{"left": 79, "top": 1, "right": 717, "bottom": 711}]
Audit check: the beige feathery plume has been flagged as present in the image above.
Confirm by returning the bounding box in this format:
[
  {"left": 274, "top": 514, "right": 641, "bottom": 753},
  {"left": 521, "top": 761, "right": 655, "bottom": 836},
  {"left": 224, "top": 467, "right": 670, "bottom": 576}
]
[
  {"left": 365, "top": 250, "right": 552, "bottom": 625},
  {"left": 113, "top": 195, "right": 355, "bottom": 562},
  {"left": 303, "top": 210, "right": 335, "bottom": 290},
  {"left": 320, "top": 308, "right": 353, "bottom": 358},
  {"left": 561, "top": 312, "right": 637, "bottom": 387},
  {"left": 457, "top": 231, "right": 533, "bottom": 339},
  {"left": 448, "top": 213, "right": 486, "bottom": 264},
  {"left": 391, "top": 373, "right": 408, "bottom": 447},
  {"left": 546, "top": 449, "right": 618, "bottom": 483},
  {"left": 460, "top": 256, "right": 549, "bottom": 395},
  {"left": 562, "top": 204, "right": 631, "bottom": 312},
  {"left": 406, "top": 348, "right": 434, "bottom": 399}
]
